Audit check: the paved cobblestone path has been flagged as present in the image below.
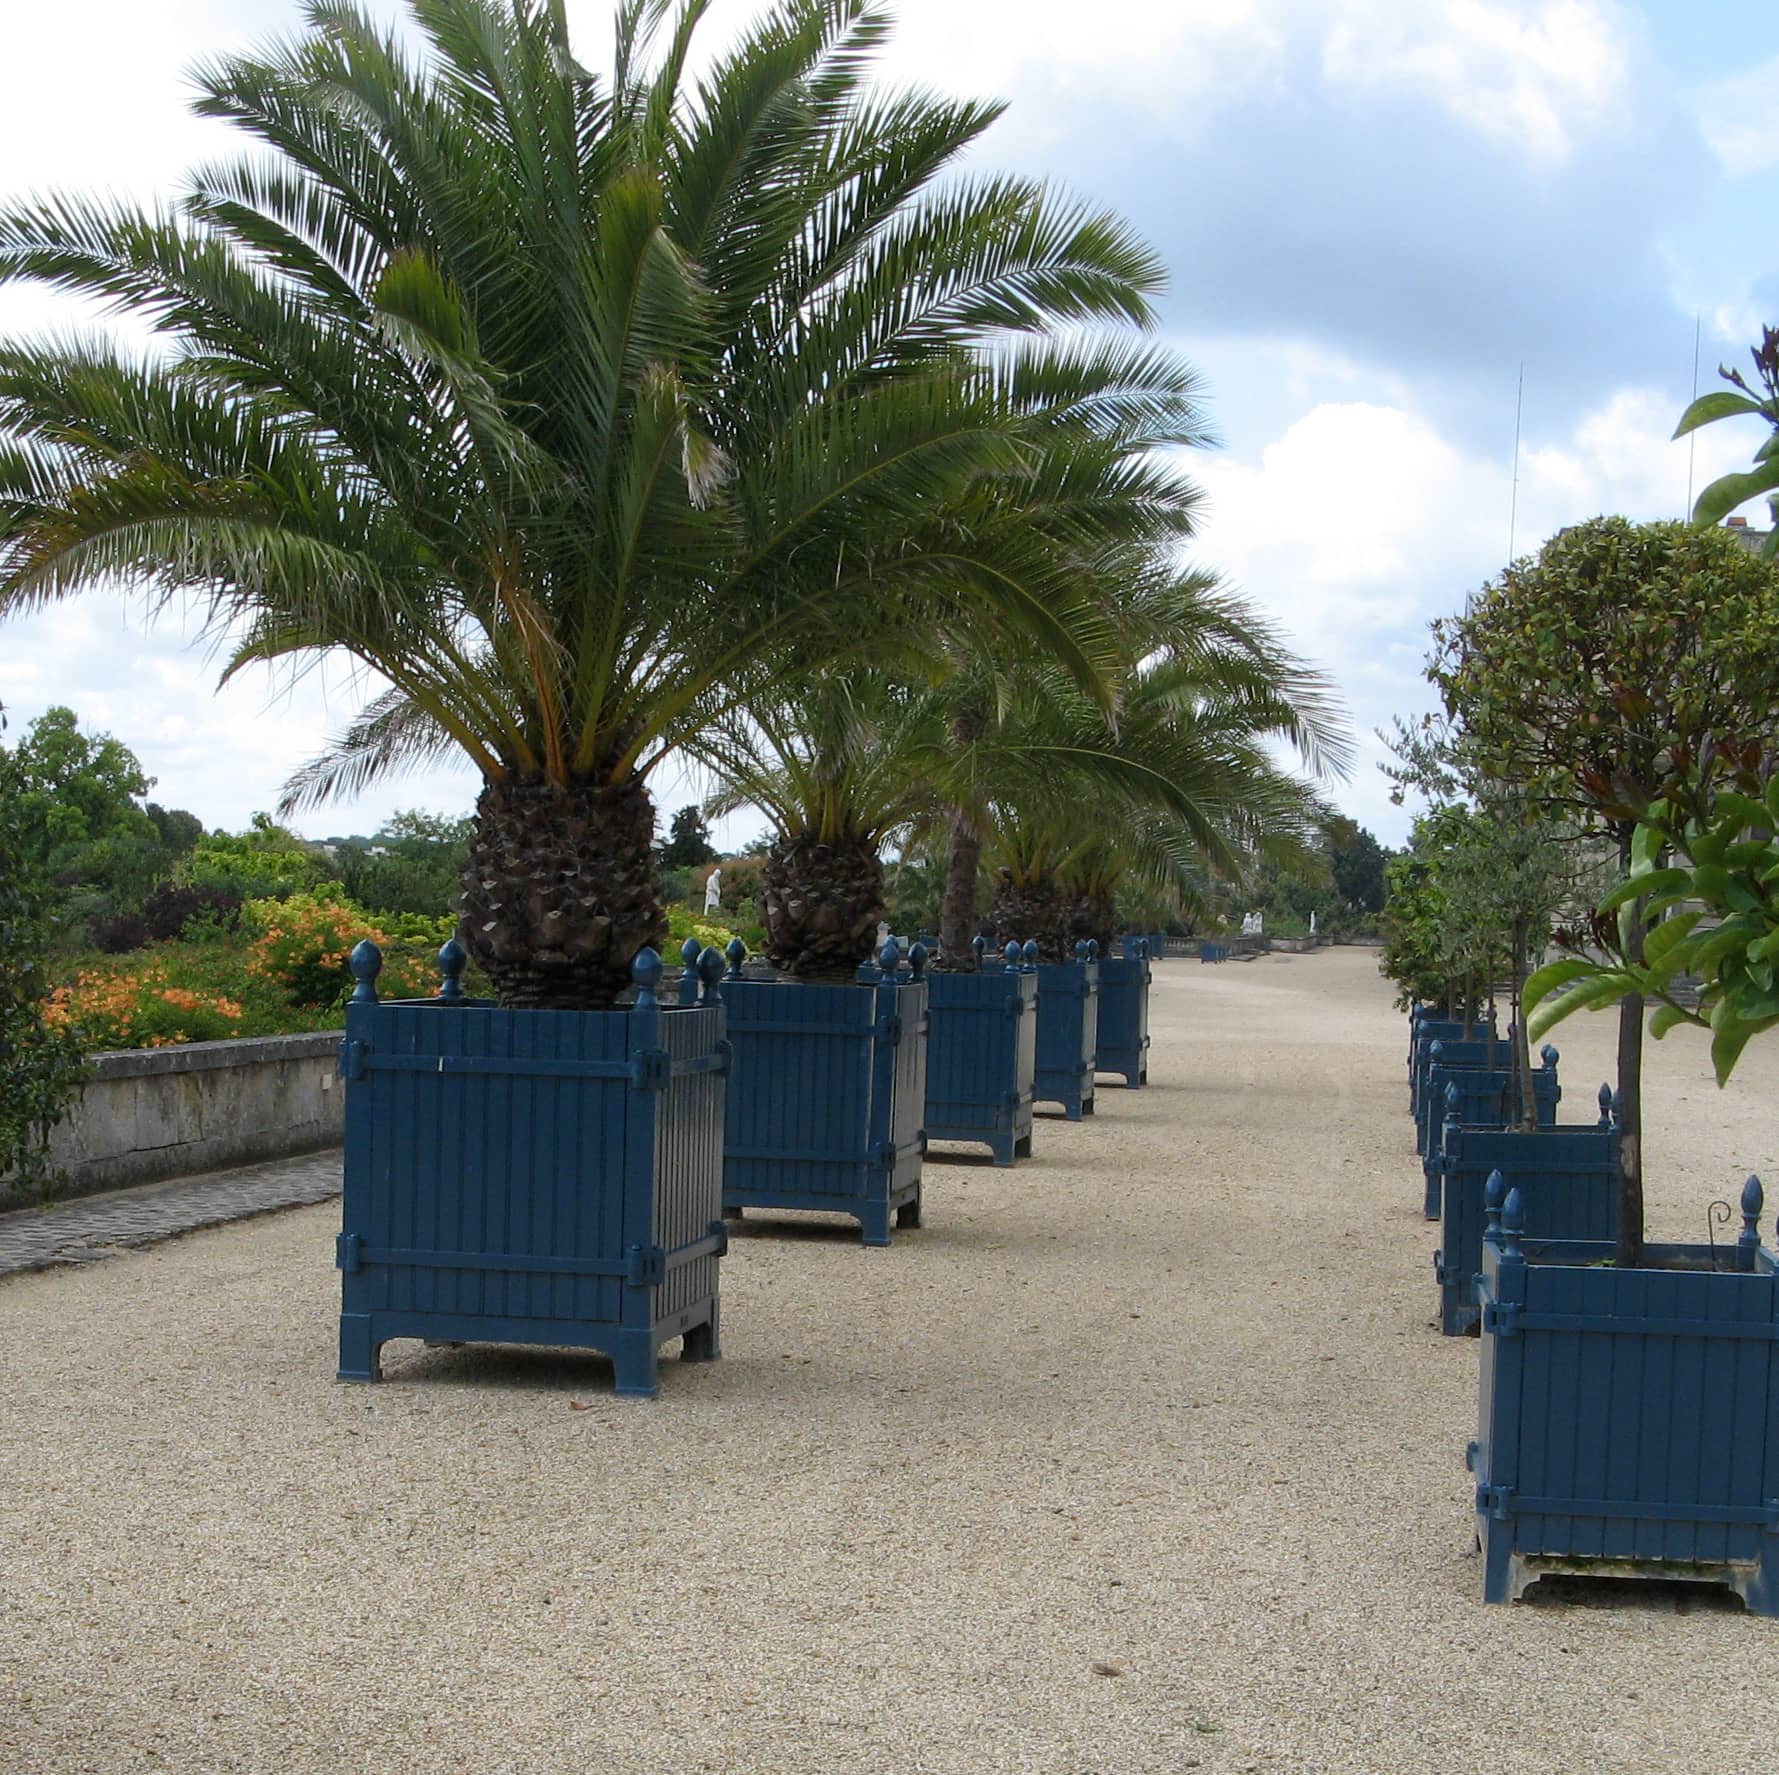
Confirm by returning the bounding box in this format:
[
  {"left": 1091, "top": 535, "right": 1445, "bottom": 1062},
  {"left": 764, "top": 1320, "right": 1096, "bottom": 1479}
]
[{"left": 0, "top": 1149, "right": 341, "bottom": 1277}]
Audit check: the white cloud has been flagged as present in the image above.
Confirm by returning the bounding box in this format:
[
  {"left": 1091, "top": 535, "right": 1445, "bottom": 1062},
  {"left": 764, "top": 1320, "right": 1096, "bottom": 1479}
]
[
  {"left": 1322, "top": 0, "right": 1632, "bottom": 164},
  {"left": 1190, "top": 378, "right": 1762, "bottom": 842},
  {"left": 840, "top": 0, "right": 1637, "bottom": 165},
  {"left": 1693, "top": 53, "right": 1779, "bottom": 177}
]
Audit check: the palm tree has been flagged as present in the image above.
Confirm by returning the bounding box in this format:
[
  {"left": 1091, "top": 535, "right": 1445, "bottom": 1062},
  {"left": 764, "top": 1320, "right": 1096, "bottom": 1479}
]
[
  {"left": 939, "top": 573, "right": 1351, "bottom": 958},
  {"left": 0, "top": 0, "right": 1177, "bottom": 1007},
  {"left": 692, "top": 320, "right": 1221, "bottom": 977},
  {"left": 697, "top": 675, "right": 942, "bottom": 978},
  {"left": 701, "top": 572, "right": 1346, "bottom": 970}
]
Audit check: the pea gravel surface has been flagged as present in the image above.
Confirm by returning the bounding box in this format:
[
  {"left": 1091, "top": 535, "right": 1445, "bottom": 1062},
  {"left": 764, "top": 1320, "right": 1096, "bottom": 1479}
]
[{"left": 4, "top": 949, "right": 1777, "bottom": 1775}]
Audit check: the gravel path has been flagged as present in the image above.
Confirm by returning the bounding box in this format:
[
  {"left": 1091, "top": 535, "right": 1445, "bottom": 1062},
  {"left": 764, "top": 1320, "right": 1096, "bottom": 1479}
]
[{"left": 3, "top": 950, "right": 1777, "bottom": 1775}]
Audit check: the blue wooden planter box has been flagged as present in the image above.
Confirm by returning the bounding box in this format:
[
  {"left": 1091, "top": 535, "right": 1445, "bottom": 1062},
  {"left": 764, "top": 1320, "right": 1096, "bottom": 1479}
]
[
  {"left": 1414, "top": 1039, "right": 1550, "bottom": 1161},
  {"left": 924, "top": 959, "right": 1036, "bottom": 1166},
  {"left": 718, "top": 942, "right": 929, "bottom": 1247},
  {"left": 336, "top": 943, "right": 728, "bottom": 1398},
  {"left": 1407, "top": 1014, "right": 1496, "bottom": 1112},
  {"left": 1095, "top": 950, "right": 1151, "bottom": 1087},
  {"left": 1471, "top": 1177, "right": 1779, "bottom": 1612},
  {"left": 1432, "top": 1086, "right": 1616, "bottom": 1335},
  {"left": 1025, "top": 945, "right": 1099, "bottom": 1119},
  {"left": 1411, "top": 1027, "right": 1503, "bottom": 1120},
  {"left": 1418, "top": 1059, "right": 1561, "bottom": 1215}
]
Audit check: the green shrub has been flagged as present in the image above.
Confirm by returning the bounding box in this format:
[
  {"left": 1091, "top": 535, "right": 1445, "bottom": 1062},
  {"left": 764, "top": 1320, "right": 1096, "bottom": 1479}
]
[{"left": 0, "top": 736, "right": 87, "bottom": 1198}]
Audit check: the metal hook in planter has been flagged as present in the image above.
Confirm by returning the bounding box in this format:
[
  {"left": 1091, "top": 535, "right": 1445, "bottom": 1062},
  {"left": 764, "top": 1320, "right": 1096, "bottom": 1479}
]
[{"left": 1707, "top": 1198, "right": 1734, "bottom": 1265}]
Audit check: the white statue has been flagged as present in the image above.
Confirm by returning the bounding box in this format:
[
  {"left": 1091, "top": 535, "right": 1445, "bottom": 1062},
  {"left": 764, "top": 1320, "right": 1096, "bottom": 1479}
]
[
  {"left": 704, "top": 866, "right": 722, "bottom": 914},
  {"left": 1309, "top": 911, "right": 1316, "bottom": 936},
  {"left": 1240, "top": 911, "right": 1256, "bottom": 936}
]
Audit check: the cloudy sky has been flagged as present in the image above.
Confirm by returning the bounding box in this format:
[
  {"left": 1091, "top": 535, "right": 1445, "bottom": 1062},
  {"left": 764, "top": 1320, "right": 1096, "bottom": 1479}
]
[{"left": 1, "top": 0, "right": 1775, "bottom": 846}]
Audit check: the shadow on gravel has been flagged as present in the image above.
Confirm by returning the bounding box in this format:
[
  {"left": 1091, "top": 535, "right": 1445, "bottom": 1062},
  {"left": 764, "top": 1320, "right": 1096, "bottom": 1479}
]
[{"left": 1520, "top": 1574, "right": 1747, "bottom": 1615}]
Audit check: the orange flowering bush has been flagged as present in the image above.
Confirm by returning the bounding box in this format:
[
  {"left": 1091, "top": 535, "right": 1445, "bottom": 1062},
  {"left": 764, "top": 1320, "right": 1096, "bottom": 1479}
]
[
  {"left": 44, "top": 967, "right": 246, "bottom": 1049},
  {"left": 42, "top": 897, "right": 467, "bottom": 1053},
  {"left": 244, "top": 894, "right": 450, "bottom": 1008}
]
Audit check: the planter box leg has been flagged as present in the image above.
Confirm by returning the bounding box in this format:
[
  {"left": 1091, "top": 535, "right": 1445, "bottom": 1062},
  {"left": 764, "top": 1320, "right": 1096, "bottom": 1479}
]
[
  {"left": 681, "top": 1309, "right": 721, "bottom": 1364},
  {"left": 1479, "top": 1522, "right": 1516, "bottom": 1605},
  {"left": 338, "top": 1314, "right": 382, "bottom": 1384},
  {"left": 1423, "top": 1165, "right": 1440, "bottom": 1221},
  {"left": 896, "top": 1192, "right": 923, "bottom": 1230},
  {"left": 861, "top": 1199, "right": 893, "bottom": 1248},
  {"left": 1736, "top": 1556, "right": 1779, "bottom": 1618},
  {"left": 1015, "top": 1132, "right": 1033, "bottom": 1158},
  {"left": 611, "top": 1333, "right": 660, "bottom": 1400}
]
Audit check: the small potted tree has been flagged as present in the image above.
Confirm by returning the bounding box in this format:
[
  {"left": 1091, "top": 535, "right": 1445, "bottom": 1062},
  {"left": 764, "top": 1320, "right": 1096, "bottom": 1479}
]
[
  {"left": 692, "top": 681, "right": 937, "bottom": 1245},
  {"left": 1444, "top": 516, "right": 1779, "bottom": 1603}
]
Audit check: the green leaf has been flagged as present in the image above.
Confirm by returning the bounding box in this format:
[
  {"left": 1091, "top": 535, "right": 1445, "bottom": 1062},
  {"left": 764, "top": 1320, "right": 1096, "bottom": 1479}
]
[
  {"left": 1693, "top": 462, "right": 1779, "bottom": 528},
  {"left": 1672, "top": 389, "right": 1767, "bottom": 438},
  {"left": 1642, "top": 909, "right": 1702, "bottom": 969},
  {"left": 1691, "top": 863, "right": 1735, "bottom": 904},
  {"left": 1526, "top": 971, "right": 1634, "bottom": 1040},
  {"left": 1690, "top": 828, "right": 1729, "bottom": 868},
  {"left": 1724, "top": 875, "right": 1765, "bottom": 914},
  {"left": 1522, "top": 956, "right": 1595, "bottom": 1013},
  {"left": 1724, "top": 840, "right": 1779, "bottom": 871},
  {"left": 1731, "top": 981, "right": 1779, "bottom": 1020},
  {"left": 1649, "top": 1002, "right": 1696, "bottom": 1039},
  {"left": 1599, "top": 866, "right": 1690, "bottom": 912},
  {"left": 1693, "top": 919, "right": 1764, "bottom": 971}
]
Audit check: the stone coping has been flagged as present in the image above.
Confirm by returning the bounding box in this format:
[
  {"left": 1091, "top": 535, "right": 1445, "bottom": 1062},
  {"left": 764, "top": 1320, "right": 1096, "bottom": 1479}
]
[{"left": 82, "top": 1030, "right": 342, "bottom": 1080}]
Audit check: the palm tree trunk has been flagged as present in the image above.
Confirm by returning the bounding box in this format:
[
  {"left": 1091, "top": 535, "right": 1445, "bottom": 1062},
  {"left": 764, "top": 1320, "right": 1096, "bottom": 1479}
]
[
  {"left": 460, "top": 772, "right": 665, "bottom": 1009},
  {"left": 759, "top": 834, "right": 885, "bottom": 981},
  {"left": 938, "top": 805, "right": 983, "bottom": 964},
  {"left": 992, "top": 873, "right": 1068, "bottom": 961}
]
